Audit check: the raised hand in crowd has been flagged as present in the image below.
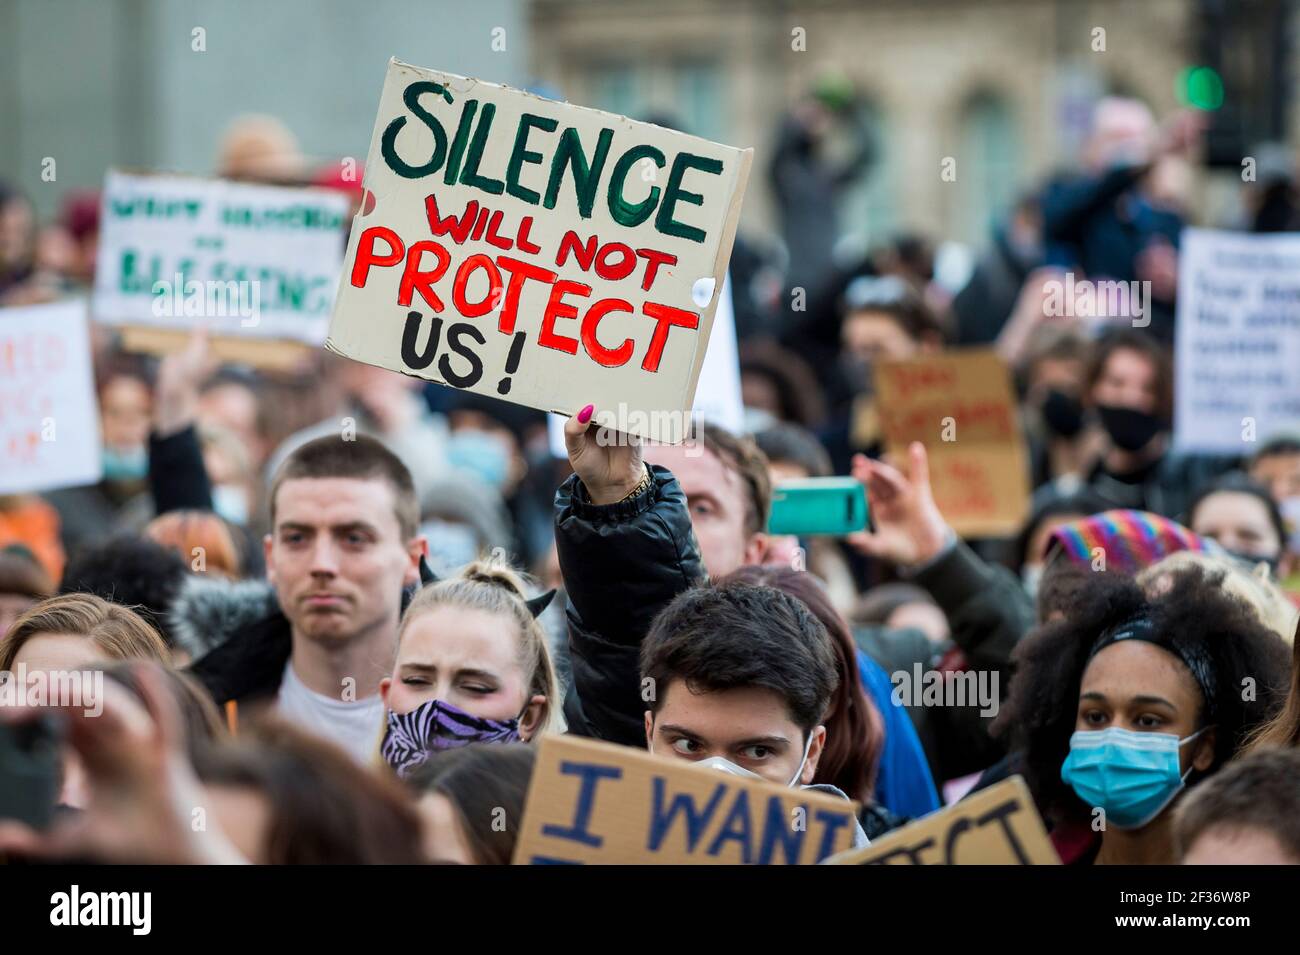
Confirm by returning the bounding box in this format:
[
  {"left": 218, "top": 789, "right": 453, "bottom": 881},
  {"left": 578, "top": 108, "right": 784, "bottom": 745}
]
[
  {"left": 563, "top": 404, "right": 646, "bottom": 503},
  {"left": 847, "top": 441, "right": 951, "bottom": 568},
  {"left": 153, "top": 326, "right": 218, "bottom": 438},
  {"left": 0, "top": 662, "right": 246, "bottom": 864}
]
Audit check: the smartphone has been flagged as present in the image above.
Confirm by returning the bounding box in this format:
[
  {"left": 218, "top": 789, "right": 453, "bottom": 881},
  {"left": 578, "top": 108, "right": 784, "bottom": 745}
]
[
  {"left": 0, "top": 713, "right": 62, "bottom": 831},
  {"left": 767, "top": 477, "right": 869, "bottom": 536}
]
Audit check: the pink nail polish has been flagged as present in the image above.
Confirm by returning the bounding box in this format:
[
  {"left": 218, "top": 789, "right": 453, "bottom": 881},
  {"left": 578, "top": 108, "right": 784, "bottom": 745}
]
[{"left": 577, "top": 404, "right": 594, "bottom": 424}]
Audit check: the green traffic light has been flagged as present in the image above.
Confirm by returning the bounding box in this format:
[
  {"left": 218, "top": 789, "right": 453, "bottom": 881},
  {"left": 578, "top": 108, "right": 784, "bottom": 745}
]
[{"left": 1179, "top": 66, "right": 1224, "bottom": 110}]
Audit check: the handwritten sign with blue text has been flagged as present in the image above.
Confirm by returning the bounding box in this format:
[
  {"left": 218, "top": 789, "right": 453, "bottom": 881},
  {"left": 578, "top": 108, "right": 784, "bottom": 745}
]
[{"left": 512, "top": 735, "right": 859, "bottom": 865}]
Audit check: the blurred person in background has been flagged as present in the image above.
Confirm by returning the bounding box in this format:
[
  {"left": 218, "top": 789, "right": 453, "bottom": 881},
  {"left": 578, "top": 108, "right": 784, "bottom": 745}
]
[
  {"left": 1016, "top": 325, "right": 1104, "bottom": 487},
  {"left": 1011, "top": 492, "right": 1108, "bottom": 602},
  {"left": 407, "top": 743, "right": 537, "bottom": 864},
  {"left": 1039, "top": 99, "right": 1203, "bottom": 342},
  {"left": 198, "top": 368, "right": 271, "bottom": 475},
  {"left": 217, "top": 114, "right": 307, "bottom": 184},
  {"left": 44, "top": 357, "right": 155, "bottom": 556},
  {"left": 849, "top": 443, "right": 1034, "bottom": 785},
  {"left": 740, "top": 340, "right": 828, "bottom": 433},
  {"left": 194, "top": 717, "right": 425, "bottom": 864},
  {"left": 265, "top": 355, "right": 451, "bottom": 510},
  {"left": 0, "top": 594, "right": 169, "bottom": 812},
  {"left": 1036, "top": 328, "right": 1232, "bottom": 518},
  {"left": 1138, "top": 552, "right": 1297, "bottom": 646},
  {"left": 0, "top": 545, "right": 54, "bottom": 637},
  {"left": 145, "top": 509, "right": 244, "bottom": 580},
  {"left": 0, "top": 494, "right": 65, "bottom": 583},
  {"left": 769, "top": 75, "right": 874, "bottom": 306},
  {"left": 1249, "top": 436, "right": 1300, "bottom": 596},
  {"left": 951, "top": 193, "right": 1045, "bottom": 345},
  {"left": 823, "top": 274, "right": 945, "bottom": 472},
  {"left": 854, "top": 582, "right": 950, "bottom": 650},
  {"left": 1185, "top": 473, "right": 1292, "bottom": 580},
  {"left": 1243, "top": 143, "right": 1300, "bottom": 233},
  {"left": 418, "top": 471, "right": 513, "bottom": 577},
  {"left": 440, "top": 392, "right": 552, "bottom": 568},
  {"left": 0, "top": 181, "right": 36, "bottom": 299},
  {"left": 59, "top": 533, "right": 190, "bottom": 651},
  {"left": 56, "top": 190, "right": 101, "bottom": 287}
]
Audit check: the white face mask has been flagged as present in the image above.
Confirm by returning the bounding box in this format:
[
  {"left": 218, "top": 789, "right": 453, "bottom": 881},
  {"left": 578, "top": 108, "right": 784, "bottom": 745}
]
[
  {"left": 650, "top": 728, "right": 816, "bottom": 788},
  {"left": 1280, "top": 496, "right": 1300, "bottom": 553},
  {"left": 1021, "top": 564, "right": 1044, "bottom": 599}
]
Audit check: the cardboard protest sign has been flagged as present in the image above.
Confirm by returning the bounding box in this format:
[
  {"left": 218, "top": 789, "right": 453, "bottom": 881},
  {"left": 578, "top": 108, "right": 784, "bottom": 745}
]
[
  {"left": 94, "top": 170, "right": 351, "bottom": 346},
  {"left": 326, "top": 59, "right": 753, "bottom": 442},
  {"left": 0, "top": 301, "right": 102, "bottom": 495},
  {"left": 545, "top": 271, "right": 744, "bottom": 456},
  {"left": 825, "top": 776, "right": 1058, "bottom": 865},
  {"left": 875, "top": 348, "right": 1030, "bottom": 537},
  {"left": 1174, "top": 227, "right": 1300, "bottom": 454},
  {"left": 512, "top": 735, "right": 859, "bottom": 865}
]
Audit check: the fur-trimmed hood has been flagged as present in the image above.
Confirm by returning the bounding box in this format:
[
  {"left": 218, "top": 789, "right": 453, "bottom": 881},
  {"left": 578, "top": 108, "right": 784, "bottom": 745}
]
[{"left": 170, "top": 574, "right": 281, "bottom": 663}]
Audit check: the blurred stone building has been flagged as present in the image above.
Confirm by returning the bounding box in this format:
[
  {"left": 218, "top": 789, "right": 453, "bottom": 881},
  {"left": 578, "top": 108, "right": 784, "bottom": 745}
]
[{"left": 529, "top": 0, "right": 1293, "bottom": 250}]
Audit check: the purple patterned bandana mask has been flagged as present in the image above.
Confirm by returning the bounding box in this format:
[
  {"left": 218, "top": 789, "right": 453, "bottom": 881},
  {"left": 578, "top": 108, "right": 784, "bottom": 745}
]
[{"left": 381, "top": 698, "right": 522, "bottom": 778}]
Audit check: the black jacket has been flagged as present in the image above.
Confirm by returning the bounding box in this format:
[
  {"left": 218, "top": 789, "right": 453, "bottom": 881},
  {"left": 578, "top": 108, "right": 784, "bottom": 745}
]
[
  {"left": 556, "top": 465, "right": 705, "bottom": 746},
  {"left": 187, "top": 604, "right": 292, "bottom": 708}
]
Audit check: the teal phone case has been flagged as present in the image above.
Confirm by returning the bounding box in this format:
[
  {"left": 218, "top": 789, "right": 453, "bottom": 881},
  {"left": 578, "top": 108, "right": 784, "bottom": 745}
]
[{"left": 766, "top": 477, "right": 868, "bottom": 536}]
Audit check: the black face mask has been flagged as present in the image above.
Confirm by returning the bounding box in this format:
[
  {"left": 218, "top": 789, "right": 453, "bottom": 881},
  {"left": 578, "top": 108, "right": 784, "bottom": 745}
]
[
  {"left": 1096, "top": 405, "right": 1164, "bottom": 452},
  {"left": 1040, "top": 389, "right": 1084, "bottom": 438},
  {"left": 1225, "top": 550, "right": 1280, "bottom": 576}
]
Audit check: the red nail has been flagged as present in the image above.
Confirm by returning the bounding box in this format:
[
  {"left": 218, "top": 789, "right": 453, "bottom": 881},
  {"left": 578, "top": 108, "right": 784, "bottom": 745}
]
[{"left": 577, "top": 404, "right": 594, "bottom": 424}]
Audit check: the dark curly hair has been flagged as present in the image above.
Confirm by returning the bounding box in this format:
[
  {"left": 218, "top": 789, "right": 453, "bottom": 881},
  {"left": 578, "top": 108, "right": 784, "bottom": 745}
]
[
  {"left": 59, "top": 533, "right": 189, "bottom": 647},
  {"left": 993, "top": 567, "right": 1290, "bottom": 829}
]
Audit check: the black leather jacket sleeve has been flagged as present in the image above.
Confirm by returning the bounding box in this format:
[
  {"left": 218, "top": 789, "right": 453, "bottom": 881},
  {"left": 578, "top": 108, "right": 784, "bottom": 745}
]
[{"left": 554, "top": 465, "right": 705, "bottom": 746}]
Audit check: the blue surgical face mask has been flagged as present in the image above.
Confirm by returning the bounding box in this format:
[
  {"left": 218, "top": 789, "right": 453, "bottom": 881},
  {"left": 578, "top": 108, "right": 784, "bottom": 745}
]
[
  {"left": 447, "top": 431, "right": 511, "bottom": 490},
  {"left": 101, "top": 445, "right": 148, "bottom": 482},
  {"left": 1061, "top": 726, "right": 1210, "bottom": 830},
  {"left": 211, "top": 484, "right": 249, "bottom": 527}
]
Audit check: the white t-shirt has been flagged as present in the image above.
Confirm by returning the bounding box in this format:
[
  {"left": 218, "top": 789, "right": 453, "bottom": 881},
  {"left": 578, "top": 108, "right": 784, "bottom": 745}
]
[{"left": 276, "top": 660, "right": 385, "bottom": 765}]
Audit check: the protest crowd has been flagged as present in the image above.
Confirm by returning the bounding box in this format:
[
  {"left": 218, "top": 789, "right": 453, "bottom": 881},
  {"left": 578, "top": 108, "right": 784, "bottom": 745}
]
[{"left": 3, "top": 45, "right": 1300, "bottom": 872}]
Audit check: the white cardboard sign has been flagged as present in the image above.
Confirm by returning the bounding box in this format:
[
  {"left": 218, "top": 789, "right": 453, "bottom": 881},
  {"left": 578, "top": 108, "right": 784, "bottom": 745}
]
[
  {"left": 325, "top": 59, "right": 753, "bottom": 442},
  {"left": 93, "top": 170, "right": 351, "bottom": 344},
  {"left": 1174, "top": 227, "right": 1300, "bottom": 453},
  {"left": 0, "top": 300, "right": 102, "bottom": 495}
]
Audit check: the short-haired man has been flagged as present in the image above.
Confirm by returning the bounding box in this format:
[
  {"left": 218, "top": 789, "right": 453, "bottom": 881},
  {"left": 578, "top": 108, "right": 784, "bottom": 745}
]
[
  {"left": 190, "top": 434, "right": 425, "bottom": 762},
  {"left": 641, "top": 422, "right": 771, "bottom": 578},
  {"left": 1175, "top": 748, "right": 1300, "bottom": 864},
  {"left": 640, "top": 582, "right": 837, "bottom": 788}
]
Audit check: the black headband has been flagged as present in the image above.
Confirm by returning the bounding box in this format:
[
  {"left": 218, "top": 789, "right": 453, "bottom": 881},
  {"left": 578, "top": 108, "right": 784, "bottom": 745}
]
[{"left": 1088, "top": 615, "right": 1218, "bottom": 721}]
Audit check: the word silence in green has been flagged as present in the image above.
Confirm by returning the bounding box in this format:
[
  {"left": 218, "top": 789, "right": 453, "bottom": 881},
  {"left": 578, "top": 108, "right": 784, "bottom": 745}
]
[{"left": 380, "top": 79, "right": 726, "bottom": 244}]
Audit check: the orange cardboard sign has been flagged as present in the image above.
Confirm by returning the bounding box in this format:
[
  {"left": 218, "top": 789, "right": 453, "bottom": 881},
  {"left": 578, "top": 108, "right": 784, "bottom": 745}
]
[{"left": 875, "top": 348, "right": 1030, "bottom": 537}]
